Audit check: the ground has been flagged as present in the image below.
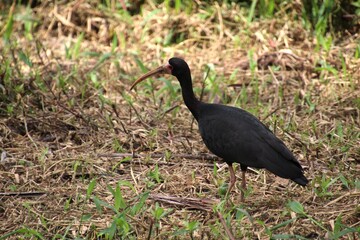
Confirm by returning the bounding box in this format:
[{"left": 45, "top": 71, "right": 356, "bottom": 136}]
[{"left": 0, "top": 1, "right": 359, "bottom": 239}]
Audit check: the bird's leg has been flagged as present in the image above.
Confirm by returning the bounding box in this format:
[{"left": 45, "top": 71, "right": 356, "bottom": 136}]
[
  {"left": 240, "top": 165, "right": 247, "bottom": 202},
  {"left": 226, "top": 163, "right": 236, "bottom": 198}
]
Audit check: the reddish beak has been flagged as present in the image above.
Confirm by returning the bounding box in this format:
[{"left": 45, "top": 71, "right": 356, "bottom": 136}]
[{"left": 130, "top": 63, "right": 172, "bottom": 90}]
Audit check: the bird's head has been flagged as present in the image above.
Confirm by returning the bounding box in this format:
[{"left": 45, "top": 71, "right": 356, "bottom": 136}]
[{"left": 130, "top": 57, "right": 190, "bottom": 90}]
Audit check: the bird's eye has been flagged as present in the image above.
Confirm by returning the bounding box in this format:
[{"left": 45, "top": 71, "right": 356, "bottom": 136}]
[{"left": 165, "top": 64, "right": 173, "bottom": 74}]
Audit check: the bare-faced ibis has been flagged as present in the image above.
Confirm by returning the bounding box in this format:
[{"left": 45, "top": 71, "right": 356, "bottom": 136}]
[{"left": 130, "top": 58, "right": 308, "bottom": 201}]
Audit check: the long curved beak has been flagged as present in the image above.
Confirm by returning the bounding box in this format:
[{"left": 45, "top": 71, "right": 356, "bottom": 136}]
[{"left": 130, "top": 63, "right": 172, "bottom": 90}]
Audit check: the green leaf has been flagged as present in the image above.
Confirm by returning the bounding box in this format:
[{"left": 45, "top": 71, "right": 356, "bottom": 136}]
[
  {"left": 3, "top": 10, "right": 14, "bottom": 41},
  {"left": 134, "top": 56, "right": 148, "bottom": 73},
  {"left": 0, "top": 227, "right": 45, "bottom": 240},
  {"left": 99, "top": 220, "right": 117, "bottom": 239},
  {"left": 154, "top": 203, "right": 164, "bottom": 220},
  {"left": 118, "top": 180, "right": 135, "bottom": 192},
  {"left": 86, "top": 178, "right": 97, "bottom": 199},
  {"left": 270, "top": 218, "right": 297, "bottom": 231},
  {"left": 185, "top": 221, "right": 199, "bottom": 231},
  {"left": 172, "top": 229, "right": 188, "bottom": 236},
  {"left": 339, "top": 175, "right": 349, "bottom": 189},
  {"left": 92, "top": 196, "right": 117, "bottom": 213},
  {"left": 287, "top": 201, "right": 304, "bottom": 214},
  {"left": 89, "top": 52, "right": 112, "bottom": 73},
  {"left": 72, "top": 32, "right": 84, "bottom": 59},
  {"left": 81, "top": 213, "right": 92, "bottom": 221},
  {"left": 92, "top": 196, "right": 103, "bottom": 213},
  {"left": 115, "top": 216, "right": 130, "bottom": 236},
  {"left": 111, "top": 34, "right": 118, "bottom": 53},
  {"left": 236, "top": 208, "right": 253, "bottom": 223},
  {"left": 272, "top": 234, "right": 308, "bottom": 239},
  {"left": 213, "top": 162, "right": 218, "bottom": 177},
  {"left": 130, "top": 192, "right": 149, "bottom": 215},
  {"left": 148, "top": 164, "right": 162, "bottom": 183},
  {"left": 18, "top": 50, "right": 33, "bottom": 67},
  {"left": 107, "top": 184, "right": 116, "bottom": 196},
  {"left": 333, "top": 227, "right": 359, "bottom": 238},
  {"left": 114, "top": 184, "right": 126, "bottom": 211},
  {"left": 247, "top": 0, "right": 258, "bottom": 23}
]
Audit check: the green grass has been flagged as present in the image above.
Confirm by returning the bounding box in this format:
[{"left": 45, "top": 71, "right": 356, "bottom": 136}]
[{"left": 0, "top": 1, "right": 359, "bottom": 239}]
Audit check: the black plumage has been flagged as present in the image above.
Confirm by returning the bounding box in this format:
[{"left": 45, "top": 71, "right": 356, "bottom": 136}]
[{"left": 131, "top": 57, "right": 308, "bottom": 201}]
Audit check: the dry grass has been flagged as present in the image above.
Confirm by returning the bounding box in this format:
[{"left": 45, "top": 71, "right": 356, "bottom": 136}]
[{"left": 0, "top": 1, "right": 359, "bottom": 239}]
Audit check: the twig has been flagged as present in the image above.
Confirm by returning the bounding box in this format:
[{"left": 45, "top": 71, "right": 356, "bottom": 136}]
[
  {"left": 283, "top": 129, "right": 309, "bottom": 151},
  {"left": 52, "top": 9, "right": 97, "bottom": 38},
  {"left": 111, "top": 103, "right": 128, "bottom": 134},
  {"left": 149, "top": 194, "right": 218, "bottom": 212},
  {"left": 199, "top": 60, "right": 211, "bottom": 102},
  {"left": 0, "top": 191, "right": 46, "bottom": 197},
  {"left": 261, "top": 106, "right": 281, "bottom": 121},
  {"left": 324, "top": 192, "right": 359, "bottom": 207},
  {"left": 216, "top": 210, "right": 235, "bottom": 240},
  {"left": 22, "top": 106, "right": 39, "bottom": 151},
  {"left": 98, "top": 152, "right": 219, "bottom": 161},
  {"left": 147, "top": 219, "right": 153, "bottom": 240},
  {"left": 127, "top": 100, "right": 148, "bottom": 127},
  {"left": 130, "top": 164, "right": 139, "bottom": 195},
  {"left": 162, "top": 104, "right": 179, "bottom": 116}
]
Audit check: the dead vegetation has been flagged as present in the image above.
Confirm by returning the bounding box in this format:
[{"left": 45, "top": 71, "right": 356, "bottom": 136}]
[{"left": 0, "top": 1, "right": 359, "bottom": 239}]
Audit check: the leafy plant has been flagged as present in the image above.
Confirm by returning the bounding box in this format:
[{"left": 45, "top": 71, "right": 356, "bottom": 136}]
[
  {"left": 91, "top": 182, "right": 148, "bottom": 239},
  {"left": 148, "top": 164, "right": 163, "bottom": 184}
]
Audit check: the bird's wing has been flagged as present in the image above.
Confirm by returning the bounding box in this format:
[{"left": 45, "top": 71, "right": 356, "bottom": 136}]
[
  {"left": 234, "top": 107, "right": 303, "bottom": 168},
  {"left": 198, "top": 105, "right": 263, "bottom": 162},
  {"left": 199, "top": 104, "right": 302, "bottom": 169},
  {"left": 253, "top": 117, "right": 302, "bottom": 169}
]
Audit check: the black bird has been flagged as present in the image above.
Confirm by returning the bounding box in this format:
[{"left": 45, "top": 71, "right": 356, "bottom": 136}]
[{"left": 130, "top": 58, "right": 308, "bottom": 201}]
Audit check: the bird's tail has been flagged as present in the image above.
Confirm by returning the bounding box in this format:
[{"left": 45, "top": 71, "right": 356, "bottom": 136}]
[{"left": 292, "top": 175, "right": 309, "bottom": 186}]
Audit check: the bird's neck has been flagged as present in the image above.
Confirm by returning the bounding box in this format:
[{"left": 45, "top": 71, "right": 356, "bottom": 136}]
[{"left": 179, "top": 77, "right": 200, "bottom": 120}]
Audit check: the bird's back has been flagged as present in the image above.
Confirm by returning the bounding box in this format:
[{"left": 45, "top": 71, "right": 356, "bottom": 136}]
[{"left": 197, "top": 103, "right": 308, "bottom": 185}]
